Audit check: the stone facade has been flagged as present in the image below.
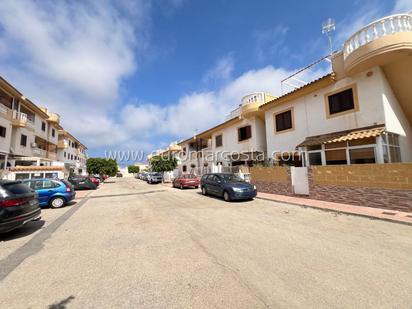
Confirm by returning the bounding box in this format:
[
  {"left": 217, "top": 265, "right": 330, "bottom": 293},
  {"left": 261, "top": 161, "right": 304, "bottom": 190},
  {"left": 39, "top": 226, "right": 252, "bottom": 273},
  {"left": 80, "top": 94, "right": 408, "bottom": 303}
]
[
  {"left": 309, "top": 164, "right": 412, "bottom": 212},
  {"left": 250, "top": 164, "right": 412, "bottom": 212},
  {"left": 250, "top": 166, "right": 293, "bottom": 196}
]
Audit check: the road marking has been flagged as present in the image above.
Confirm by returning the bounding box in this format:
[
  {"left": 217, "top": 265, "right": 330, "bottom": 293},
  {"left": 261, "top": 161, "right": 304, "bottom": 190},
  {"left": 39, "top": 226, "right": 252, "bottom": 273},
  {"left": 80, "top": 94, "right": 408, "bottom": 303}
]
[
  {"left": 0, "top": 196, "right": 90, "bottom": 281},
  {"left": 89, "top": 190, "right": 167, "bottom": 199}
]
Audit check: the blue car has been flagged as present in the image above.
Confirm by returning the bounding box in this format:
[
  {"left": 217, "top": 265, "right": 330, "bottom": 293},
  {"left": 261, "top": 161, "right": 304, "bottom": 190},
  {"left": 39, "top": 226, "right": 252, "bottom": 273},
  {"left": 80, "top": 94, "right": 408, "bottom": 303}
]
[
  {"left": 200, "top": 173, "right": 257, "bottom": 202},
  {"left": 23, "top": 179, "right": 76, "bottom": 208}
]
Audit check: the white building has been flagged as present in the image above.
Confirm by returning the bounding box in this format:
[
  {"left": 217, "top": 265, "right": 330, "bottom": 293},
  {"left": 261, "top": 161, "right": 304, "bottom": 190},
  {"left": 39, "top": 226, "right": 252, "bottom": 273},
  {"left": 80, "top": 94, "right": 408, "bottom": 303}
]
[
  {"left": 157, "top": 12, "right": 412, "bottom": 175},
  {"left": 0, "top": 75, "right": 88, "bottom": 179},
  {"left": 57, "top": 130, "right": 88, "bottom": 175}
]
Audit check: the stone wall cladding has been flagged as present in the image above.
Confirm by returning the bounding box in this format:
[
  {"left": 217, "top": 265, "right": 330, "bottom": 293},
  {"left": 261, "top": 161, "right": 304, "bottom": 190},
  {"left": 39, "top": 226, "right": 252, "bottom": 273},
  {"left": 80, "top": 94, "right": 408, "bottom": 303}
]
[
  {"left": 250, "top": 166, "right": 293, "bottom": 196},
  {"left": 249, "top": 164, "right": 412, "bottom": 212},
  {"left": 309, "top": 164, "right": 412, "bottom": 212}
]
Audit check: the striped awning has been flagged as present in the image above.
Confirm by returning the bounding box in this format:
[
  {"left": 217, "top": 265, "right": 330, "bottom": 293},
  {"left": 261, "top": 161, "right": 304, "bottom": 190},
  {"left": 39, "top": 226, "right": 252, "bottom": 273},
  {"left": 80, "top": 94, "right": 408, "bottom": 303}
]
[{"left": 297, "top": 125, "right": 385, "bottom": 147}]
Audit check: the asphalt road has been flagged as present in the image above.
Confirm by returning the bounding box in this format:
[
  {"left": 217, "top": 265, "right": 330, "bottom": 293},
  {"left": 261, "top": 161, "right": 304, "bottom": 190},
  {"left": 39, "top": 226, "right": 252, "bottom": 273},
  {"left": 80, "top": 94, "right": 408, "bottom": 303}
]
[{"left": 0, "top": 177, "right": 411, "bottom": 308}]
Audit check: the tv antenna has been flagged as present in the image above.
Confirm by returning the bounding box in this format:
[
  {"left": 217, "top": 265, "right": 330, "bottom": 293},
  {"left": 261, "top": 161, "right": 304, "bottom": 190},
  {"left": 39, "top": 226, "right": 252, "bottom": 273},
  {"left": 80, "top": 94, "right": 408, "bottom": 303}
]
[{"left": 322, "top": 18, "right": 335, "bottom": 59}]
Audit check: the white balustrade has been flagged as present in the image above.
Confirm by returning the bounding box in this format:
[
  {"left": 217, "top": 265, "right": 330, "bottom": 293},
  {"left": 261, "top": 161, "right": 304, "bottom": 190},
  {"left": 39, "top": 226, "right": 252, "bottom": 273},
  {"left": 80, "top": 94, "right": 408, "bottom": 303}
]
[{"left": 344, "top": 13, "right": 412, "bottom": 59}]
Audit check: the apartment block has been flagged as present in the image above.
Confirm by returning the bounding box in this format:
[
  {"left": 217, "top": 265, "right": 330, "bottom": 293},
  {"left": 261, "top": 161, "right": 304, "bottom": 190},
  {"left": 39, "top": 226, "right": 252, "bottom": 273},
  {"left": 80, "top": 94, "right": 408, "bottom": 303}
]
[{"left": 0, "top": 76, "right": 88, "bottom": 180}]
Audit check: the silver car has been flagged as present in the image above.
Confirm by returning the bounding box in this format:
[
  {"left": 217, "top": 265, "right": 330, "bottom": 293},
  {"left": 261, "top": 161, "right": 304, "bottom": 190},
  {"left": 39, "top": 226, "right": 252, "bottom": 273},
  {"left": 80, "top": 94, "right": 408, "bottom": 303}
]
[{"left": 147, "top": 172, "right": 162, "bottom": 184}]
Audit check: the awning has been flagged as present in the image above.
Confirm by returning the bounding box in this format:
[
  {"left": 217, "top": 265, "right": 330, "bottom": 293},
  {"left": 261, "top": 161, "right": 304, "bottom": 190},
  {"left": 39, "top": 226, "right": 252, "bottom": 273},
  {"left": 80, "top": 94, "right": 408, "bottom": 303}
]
[
  {"left": 10, "top": 166, "right": 65, "bottom": 172},
  {"left": 297, "top": 125, "right": 385, "bottom": 147}
]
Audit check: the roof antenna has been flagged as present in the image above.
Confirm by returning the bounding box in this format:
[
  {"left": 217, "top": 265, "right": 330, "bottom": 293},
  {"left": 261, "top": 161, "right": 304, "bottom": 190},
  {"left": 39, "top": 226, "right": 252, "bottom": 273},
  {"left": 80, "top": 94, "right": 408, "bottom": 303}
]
[{"left": 322, "top": 18, "right": 336, "bottom": 62}]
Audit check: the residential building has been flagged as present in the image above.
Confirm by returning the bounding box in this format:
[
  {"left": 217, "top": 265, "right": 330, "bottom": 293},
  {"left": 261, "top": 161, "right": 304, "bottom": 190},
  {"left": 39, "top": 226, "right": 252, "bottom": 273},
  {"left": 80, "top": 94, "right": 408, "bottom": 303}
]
[
  {"left": 57, "top": 130, "right": 88, "bottom": 175},
  {"left": 262, "top": 12, "right": 412, "bottom": 167},
  {"left": 155, "top": 12, "right": 412, "bottom": 178},
  {"left": 0, "top": 75, "right": 88, "bottom": 179},
  {"left": 175, "top": 92, "right": 275, "bottom": 175}
]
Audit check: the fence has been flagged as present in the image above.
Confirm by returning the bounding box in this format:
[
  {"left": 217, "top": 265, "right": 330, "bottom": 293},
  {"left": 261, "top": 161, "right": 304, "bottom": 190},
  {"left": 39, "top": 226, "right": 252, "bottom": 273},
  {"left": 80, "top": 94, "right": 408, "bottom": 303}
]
[{"left": 249, "top": 163, "right": 412, "bottom": 212}]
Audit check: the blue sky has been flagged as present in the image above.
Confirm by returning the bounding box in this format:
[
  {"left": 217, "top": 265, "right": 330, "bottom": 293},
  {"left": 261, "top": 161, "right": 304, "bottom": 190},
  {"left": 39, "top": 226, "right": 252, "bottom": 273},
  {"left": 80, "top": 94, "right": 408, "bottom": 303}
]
[{"left": 0, "top": 0, "right": 410, "bottom": 163}]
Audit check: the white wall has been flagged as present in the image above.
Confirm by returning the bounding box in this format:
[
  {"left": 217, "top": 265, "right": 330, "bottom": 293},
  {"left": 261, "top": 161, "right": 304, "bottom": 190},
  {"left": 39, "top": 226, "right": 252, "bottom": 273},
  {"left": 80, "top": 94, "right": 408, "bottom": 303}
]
[
  {"left": 265, "top": 67, "right": 388, "bottom": 156},
  {"left": 380, "top": 68, "right": 412, "bottom": 162}
]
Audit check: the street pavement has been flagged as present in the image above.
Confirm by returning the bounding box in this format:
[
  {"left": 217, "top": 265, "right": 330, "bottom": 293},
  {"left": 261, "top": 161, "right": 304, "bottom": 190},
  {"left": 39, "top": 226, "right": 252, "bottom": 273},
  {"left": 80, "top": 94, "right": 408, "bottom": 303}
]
[{"left": 0, "top": 177, "right": 411, "bottom": 308}]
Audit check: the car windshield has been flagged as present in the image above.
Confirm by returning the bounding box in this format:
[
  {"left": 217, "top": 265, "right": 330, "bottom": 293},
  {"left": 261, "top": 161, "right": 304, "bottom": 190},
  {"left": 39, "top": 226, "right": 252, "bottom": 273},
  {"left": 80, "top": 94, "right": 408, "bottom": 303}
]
[
  {"left": 220, "top": 174, "right": 244, "bottom": 182},
  {"left": 183, "top": 175, "right": 196, "bottom": 179}
]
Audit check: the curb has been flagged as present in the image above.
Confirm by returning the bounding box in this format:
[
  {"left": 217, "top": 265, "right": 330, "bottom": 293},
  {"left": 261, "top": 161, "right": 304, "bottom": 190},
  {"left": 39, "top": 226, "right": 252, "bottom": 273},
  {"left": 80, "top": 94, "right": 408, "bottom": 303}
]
[{"left": 256, "top": 196, "right": 412, "bottom": 227}]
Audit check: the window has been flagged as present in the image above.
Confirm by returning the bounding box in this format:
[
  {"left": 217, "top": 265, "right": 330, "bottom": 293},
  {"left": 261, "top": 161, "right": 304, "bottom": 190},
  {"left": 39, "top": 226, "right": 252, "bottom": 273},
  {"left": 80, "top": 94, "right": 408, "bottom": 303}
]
[
  {"left": 238, "top": 125, "right": 251, "bottom": 142},
  {"left": 52, "top": 128, "right": 55, "bottom": 137},
  {"left": 349, "top": 148, "right": 376, "bottom": 164},
  {"left": 382, "top": 132, "right": 401, "bottom": 163},
  {"left": 325, "top": 149, "right": 347, "bottom": 165},
  {"left": 327, "top": 87, "right": 356, "bottom": 116},
  {"left": 182, "top": 165, "right": 187, "bottom": 172},
  {"left": 20, "top": 134, "right": 27, "bottom": 146},
  {"left": 0, "top": 126, "right": 6, "bottom": 138},
  {"left": 275, "top": 110, "right": 293, "bottom": 132},
  {"left": 215, "top": 134, "right": 223, "bottom": 147},
  {"left": 41, "top": 122, "right": 46, "bottom": 131},
  {"left": 64, "top": 152, "right": 66, "bottom": 158},
  {"left": 308, "top": 152, "right": 322, "bottom": 165}
]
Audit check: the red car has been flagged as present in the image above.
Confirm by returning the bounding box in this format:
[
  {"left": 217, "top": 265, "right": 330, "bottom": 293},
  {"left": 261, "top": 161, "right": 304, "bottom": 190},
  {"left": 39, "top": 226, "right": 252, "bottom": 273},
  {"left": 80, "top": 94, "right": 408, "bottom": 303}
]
[
  {"left": 90, "top": 177, "right": 100, "bottom": 187},
  {"left": 172, "top": 174, "right": 200, "bottom": 189}
]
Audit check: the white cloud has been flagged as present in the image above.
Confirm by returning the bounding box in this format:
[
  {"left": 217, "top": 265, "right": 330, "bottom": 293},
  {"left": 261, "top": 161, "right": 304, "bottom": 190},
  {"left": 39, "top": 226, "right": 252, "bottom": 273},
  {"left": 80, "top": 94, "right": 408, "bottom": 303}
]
[
  {"left": 202, "top": 55, "right": 234, "bottom": 84},
  {"left": 392, "top": 0, "right": 412, "bottom": 13},
  {"left": 253, "top": 25, "right": 289, "bottom": 62}
]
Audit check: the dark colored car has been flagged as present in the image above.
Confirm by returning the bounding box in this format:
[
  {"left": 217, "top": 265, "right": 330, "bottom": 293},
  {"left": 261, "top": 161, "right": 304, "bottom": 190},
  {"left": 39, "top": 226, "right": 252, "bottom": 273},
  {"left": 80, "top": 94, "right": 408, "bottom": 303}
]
[
  {"left": 147, "top": 172, "right": 162, "bottom": 184},
  {"left": 200, "top": 173, "right": 257, "bottom": 202},
  {"left": 68, "top": 176, "right": 97, "bottom": 190},
  {"left": 173, "top": 174, "right": 200, "bottom": 189},
  {"left": 23, "top": 179, "right": 76, "bottom": 208},
  {"left": 116, "top": 173, "right": 123, "bottom": 177},
  {"left": 0, "top": 180, "right": 41, "bottom": 233}
]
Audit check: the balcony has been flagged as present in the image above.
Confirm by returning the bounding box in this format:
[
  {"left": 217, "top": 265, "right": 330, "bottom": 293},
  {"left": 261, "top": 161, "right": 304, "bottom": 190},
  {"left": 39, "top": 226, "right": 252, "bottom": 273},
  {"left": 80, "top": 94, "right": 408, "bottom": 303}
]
[
  {"left": 11, "top": 110, "right": 28, "bottom": 127},
  {"left": 0, "top": 104, "right": 12, "bottom": 120},
  {"left": 343, "top": 13, "right": 412, "bottom": 73},
  {"left": 57, "top": 140, "right": 68, "bottom": 149},
  {"left": 47, "top": 112, "right": 60, "bottom": 124},
  {"left": 47, "top": 151, "right": 57, "bottom": 160},
  {"left": 240, "top": 92, "right": 275, "bottom": 118}
]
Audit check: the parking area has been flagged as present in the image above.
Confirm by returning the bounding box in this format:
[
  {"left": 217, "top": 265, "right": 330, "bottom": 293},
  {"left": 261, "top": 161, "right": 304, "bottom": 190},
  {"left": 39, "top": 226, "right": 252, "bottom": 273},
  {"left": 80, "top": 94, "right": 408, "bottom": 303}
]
[{"left": 0, "top": 177, "right": 412, "bottom": 308}]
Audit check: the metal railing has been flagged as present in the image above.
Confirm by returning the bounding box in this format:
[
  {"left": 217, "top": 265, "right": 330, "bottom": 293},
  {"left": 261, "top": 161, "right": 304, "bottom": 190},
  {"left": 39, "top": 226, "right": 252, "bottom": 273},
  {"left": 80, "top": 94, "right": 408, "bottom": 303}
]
[{"left": 344, "top": 13, "right": 412, "bottom": 59}]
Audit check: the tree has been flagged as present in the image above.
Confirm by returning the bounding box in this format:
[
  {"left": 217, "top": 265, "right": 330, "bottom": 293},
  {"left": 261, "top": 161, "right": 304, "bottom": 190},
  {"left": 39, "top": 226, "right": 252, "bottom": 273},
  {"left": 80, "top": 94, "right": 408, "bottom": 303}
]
[
  {"left": 86, "top": 158, "right": 118, "bottom": 176},
  {"left": 128, "top": 165, "right": 140, "bottom": 174},
  {"left": 149, "top": 156, "right": 177, "bottom": 174}
]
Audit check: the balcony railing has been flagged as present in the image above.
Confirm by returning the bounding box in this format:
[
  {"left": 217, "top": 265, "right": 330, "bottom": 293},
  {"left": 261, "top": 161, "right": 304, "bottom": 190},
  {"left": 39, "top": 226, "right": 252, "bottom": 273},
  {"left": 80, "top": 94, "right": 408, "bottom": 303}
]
[{"left": 344, "top": 13, "right": 412, "bottom": 59}]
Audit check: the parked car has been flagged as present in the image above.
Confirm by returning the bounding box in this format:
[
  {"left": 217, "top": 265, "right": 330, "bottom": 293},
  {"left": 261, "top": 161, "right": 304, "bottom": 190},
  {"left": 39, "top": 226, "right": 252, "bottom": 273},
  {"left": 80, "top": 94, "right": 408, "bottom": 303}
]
[
  {"left": 0, "top": 180, "right": 41, "bottom": 233},
  {"left": 172, "top": 174, "right": 200, "bottom": 189},
  {"left": 23, "top": 179, "right": 76, "bottom": 208},
  {"left": 116, "top": 173, "right": 123, "bottom": 177},
  {"left": 140, "top": 173, "right": 149, "bottom": 181},
  {"left": 147, "top": 172, "right": 162, "bottom": 184},
  {"left": 90, "top": 177, "right": 100, "bottom": 187},
  {"left": 68, "top": 176, "right": 97, "bottom": 190},
  {"left": 200, "top": 173, "right": 257, "bottom": 202}
]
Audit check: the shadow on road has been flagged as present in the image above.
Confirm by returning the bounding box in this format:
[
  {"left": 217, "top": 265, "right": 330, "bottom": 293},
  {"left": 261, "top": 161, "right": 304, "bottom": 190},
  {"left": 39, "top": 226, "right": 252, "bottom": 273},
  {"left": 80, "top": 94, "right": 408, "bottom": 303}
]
[
  {"left": 0, "top": 220, "right": 46, "bottom": 242},
  {"left": 48, "top": 295, "right": 75, "bottom": 309},
  {"left": 195, "top": 192, "right": 255, "bottom": 203}
]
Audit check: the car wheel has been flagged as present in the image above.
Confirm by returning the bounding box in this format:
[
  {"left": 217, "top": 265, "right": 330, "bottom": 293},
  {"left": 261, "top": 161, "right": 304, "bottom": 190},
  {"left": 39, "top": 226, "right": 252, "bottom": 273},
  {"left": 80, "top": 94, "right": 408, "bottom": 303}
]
[
  {"left": 223, "top": 191, "right": 231, "bottom": 202},
  {"left": 201, "top": 186, "right": 207, "bottom": 195},
  {"left": 50, "top": 196, "right": 65, "bottom": 209}
]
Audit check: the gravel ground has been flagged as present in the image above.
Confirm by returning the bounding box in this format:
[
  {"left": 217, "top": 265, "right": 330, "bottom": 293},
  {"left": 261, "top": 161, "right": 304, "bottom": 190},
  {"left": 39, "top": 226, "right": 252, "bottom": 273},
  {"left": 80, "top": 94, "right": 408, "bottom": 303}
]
[{"left": 0, "top": 177, "right": 411, "bottom": 308}]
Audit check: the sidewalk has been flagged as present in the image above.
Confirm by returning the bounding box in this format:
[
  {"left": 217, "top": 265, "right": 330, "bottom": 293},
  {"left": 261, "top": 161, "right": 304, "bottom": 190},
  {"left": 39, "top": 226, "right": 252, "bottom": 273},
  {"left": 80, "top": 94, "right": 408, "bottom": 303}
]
[{"left": 257, "top": 192, "right": 412, "bottom": 226}]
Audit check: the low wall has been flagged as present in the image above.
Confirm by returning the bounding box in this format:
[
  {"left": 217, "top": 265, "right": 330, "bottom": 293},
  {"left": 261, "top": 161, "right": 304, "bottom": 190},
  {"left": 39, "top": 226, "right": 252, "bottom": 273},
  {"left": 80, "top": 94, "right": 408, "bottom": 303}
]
[
  {"left": 309, "top": 164, "right": 412, "bottom": 212},
  {"left": 249, "top": 166, "right": 293, "bottom": 196}
]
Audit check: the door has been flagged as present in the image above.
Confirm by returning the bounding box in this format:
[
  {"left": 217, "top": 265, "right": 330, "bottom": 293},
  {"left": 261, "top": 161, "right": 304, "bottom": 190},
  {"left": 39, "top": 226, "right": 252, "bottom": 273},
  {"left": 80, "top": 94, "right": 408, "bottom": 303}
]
[
  {"left": 291, "top": 167, "right": 309, "bottom": 195},
  {"left": 36, "top": 180, "right": 58, "bottom": 205},
  {"left": 209, "top": 175, "right": 223, "bottom": 196}
]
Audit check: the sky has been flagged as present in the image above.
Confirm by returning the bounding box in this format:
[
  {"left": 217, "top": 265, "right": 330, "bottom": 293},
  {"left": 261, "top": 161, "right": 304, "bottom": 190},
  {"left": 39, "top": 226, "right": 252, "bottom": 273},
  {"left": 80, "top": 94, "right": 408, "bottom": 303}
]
[{"left": 0, "top": 0, "right": 410, "bottom": 163}]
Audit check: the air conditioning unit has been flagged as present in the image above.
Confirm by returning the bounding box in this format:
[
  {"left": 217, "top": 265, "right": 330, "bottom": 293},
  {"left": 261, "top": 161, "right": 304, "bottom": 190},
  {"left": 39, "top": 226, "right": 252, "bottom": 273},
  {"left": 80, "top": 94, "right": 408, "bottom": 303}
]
[{"left": 31, "top": 142, "right": 38, "bottom": 148}]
